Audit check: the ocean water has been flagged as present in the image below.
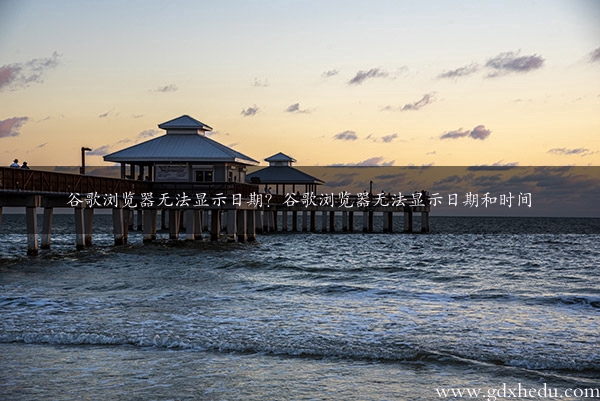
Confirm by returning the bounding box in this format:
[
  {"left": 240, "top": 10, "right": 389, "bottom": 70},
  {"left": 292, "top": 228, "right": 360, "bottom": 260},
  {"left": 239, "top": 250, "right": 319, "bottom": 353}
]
[{"left": 1, "top": 214, "right": 599, "bottom": 400}]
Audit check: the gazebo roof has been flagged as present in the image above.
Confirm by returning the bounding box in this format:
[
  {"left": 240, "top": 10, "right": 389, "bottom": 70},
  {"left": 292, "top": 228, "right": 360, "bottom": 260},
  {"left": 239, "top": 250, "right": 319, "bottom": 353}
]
[
  {"left": 103, "top": 115, "right": 258, "bottom": 165},
  {"left": 265, "top": 152, "right": 296, "bottom": 164},
  {"left": 158, "top": 115, "right": 212, "bottom": 131},
  {"left": 246, "top": 165, "right": 324, "bottom": 185}
]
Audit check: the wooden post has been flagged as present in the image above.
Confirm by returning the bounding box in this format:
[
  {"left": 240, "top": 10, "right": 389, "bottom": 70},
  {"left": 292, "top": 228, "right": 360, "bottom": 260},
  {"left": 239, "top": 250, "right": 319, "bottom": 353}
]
[
  {"left": 84, "top": 208, "right": 94, "bottom": 246},
  {"left": 194, "top": 210, "right": 203, "bottom": 240},
  {"left": 247, "top": 209, "right": 256, "bottom": 241},
  {"left": 185, "top": 209, "right": 195, "bottom": 241},
  {"left": 168, "top": 209, "right": 180, "bottom": 240},
  {"left": 112, "top": 205, "right": 125, "bottom": 245},
  {"left": 26, "top": 206, "right": 39, "bottom": 256},
  {"left": 348, "top": 211, "right": 354, "bottom": 232},
  {"left": 281, "top": 210, "right": 288, "bottom": 231},
  {"left": 41, "top": 207, "right": 53, "bottom": 249},
  {"left": 321, "top": 211, "right": 328, "bottom": 232},
  {"left": 421, "top": 212, "right": 430, "bottom": 233},
  {"left": 292, "top": 210, "right": 298, "bottom": 232},
  {"left": 76, "top": 206, "right": 87, "bottom": 249},
  {"left": 383, "top": 212, "right": 393, "bottom": 233},
  {"left": 310, "top": 211, "right": 316, "bottom": 232},
  {"left": 237, "top": 209, "right": 247, "bottom": 243},
  {"left": 143, "top": 209, "right": 157, "bottom": 243},
  {"left": 227, "top": 209, "right": 237, "bottom": 242},
  {"left": 342, "top": 211, "right": 348, "bottom": 232},
  {"left": 403, "top": 211, "right": 413, "bottom": 233},
  {"left": 362, "top": 211, "right": 369, "bottom": 233},
  {"left": 211, "top": 209, "right": 221, "bottom": 241},
  {"left": 302, "top": 210, "right": 308, "bottom": 232},
  {"left": 137, "top": 210, "right": 143, "bottom": 231},
  {"left": 255, "top": 210, "right": 263, "bottom": 234},
  {"left": 368, "top": 211, "right": 374, "bottom": 233},
  {"left": 329, "top": 211, "right": 335, "bottom": 232}
]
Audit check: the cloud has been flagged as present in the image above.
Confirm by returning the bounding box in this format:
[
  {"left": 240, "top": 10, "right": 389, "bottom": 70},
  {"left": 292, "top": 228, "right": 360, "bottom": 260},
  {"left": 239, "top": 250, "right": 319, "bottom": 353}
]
[
  {"left": 437, "top": 63, "right": 480, "bottom": 79},
  {"left": 548, "top": 147, "right": 596, "bottom": 157},
  {"left": 440, "top": 125, "right": 492, "bottom": 140},
  {"left": 87, "top": 145, "right": 112, "bottom": 156},
  {"left": 137, "top": 129, "right": 161, "bottom": 139},
  {"left": 0, "top": 117, "right": 29, "bottom": 138},
  {"left": 253, "top": 78, "right": 269, "bottom": 87},
  {"left": 322, "top": 69, "right": 339, "bottom": 78},
  {"left": 484, "top": 51, "right": 544, "bottom": 77},
  {"left": 381, "top": 133, "right": 398, "bottom": 143},
  {"left": 588, "top": 47, "right": 600, "bottom": 63},
  {"left": 348, "top": 68, "right": 389, "bottom": 85},
  {"left": 153, "top": 84, "right": 178, "bottom": 92},
  {"left": 355, "top": 157, "right": 395, "bottom": 166},
  {"left": 98, "top": 110, "right": 117, "bottom": 118},
  {"left": 241, "top": 105, "right": 260, "bottom": 117},
  {"left": 285, "top": 103, "right": 310, "bottom": 114},
  {"left": 0, "top": 52, "right": 60, "bottom": 92},
  {"left": 37, "top": 142, "right": 48, "bottom": 148},
  {"left": 381, "top": 92, "right": 436, "bottom": 112},
  {"left": 470, "top": 125, "right": 492, "bottom": 140},
  {"left": 400, "top": 92, "right": 436, "bottom": 111},
  {"left": 333, "top": 130, "right": 358, "bottom": 141}
]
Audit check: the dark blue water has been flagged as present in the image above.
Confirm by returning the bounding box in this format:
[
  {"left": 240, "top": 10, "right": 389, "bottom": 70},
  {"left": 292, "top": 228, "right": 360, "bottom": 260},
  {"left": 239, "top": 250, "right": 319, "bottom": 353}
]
[{"left": 1, "top": 214, "right": 599, "bottom": 400}]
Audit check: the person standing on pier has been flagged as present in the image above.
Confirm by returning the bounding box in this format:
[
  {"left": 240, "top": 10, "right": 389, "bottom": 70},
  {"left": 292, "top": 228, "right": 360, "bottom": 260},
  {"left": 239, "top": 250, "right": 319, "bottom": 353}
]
[
  {"left": 10, "top": 159, "right": 20, "bottom": 168},
  {"left": 21, "top": 161, "right": 30, "bottom": 170}
]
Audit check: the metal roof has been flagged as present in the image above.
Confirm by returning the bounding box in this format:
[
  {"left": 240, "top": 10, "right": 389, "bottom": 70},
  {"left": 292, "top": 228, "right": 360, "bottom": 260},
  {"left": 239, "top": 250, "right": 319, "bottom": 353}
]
[
  {"left": 265, "top": 152, "right": 296, "bottom": 163},
  {"left": 246, "top": 166, "right": 324, "bottom": 184},
  {"left": 103, "top": 116, "right": 258, "bottom": 165},
  {"left": 158, "top": 115, "right": 212, "bottom": 131}
]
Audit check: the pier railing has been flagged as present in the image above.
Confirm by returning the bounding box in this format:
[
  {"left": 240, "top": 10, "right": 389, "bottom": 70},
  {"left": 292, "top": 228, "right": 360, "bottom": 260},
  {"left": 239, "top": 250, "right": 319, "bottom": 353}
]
[{"left": 0, "top": 167, "right": 150, "bottom": 195}]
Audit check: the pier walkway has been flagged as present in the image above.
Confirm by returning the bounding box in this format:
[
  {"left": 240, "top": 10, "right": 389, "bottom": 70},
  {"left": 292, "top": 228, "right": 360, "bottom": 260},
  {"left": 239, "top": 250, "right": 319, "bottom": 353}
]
[{"left": 0, "top": 167, "right": 430, "bottom": 255}]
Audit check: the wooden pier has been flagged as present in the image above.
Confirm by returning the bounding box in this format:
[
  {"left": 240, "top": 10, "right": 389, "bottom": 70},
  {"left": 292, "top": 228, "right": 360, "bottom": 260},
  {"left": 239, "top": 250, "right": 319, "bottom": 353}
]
[{"left": 0, "top": 167, "right": 430, "bottom": 255}]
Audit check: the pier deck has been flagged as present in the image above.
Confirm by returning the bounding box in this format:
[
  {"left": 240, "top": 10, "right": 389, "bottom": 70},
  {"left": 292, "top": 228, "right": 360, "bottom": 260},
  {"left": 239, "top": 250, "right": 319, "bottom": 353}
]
[{"left": 0, "top": 167, "right": 430, "bottom": 255}]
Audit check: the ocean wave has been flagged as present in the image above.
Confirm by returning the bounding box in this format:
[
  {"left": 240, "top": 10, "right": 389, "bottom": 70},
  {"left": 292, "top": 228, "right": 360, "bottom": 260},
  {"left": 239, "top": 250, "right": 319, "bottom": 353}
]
[{"left": 2, "top": 330, "right": 598, "bottom": 375}]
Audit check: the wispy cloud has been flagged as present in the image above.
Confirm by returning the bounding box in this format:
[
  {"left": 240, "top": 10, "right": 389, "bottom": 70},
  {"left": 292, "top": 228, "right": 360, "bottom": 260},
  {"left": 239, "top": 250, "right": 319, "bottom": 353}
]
[
  {"left": 400, "top": 92, "right": 436, "bottom": 111},
  {"left": 241, "top": 105, "right": 260, "bottom": 117},
  {"left": 137, "top": 129, "right": 161, "bottom": 140},
  {"left": 588, "top": 47, "right": 600, "bottom": 63},
  {"left": 0, "top": 117, "right": 29, "bottom": 138},
  {"left": 36, "top": 142, "right": 48, "bottom": 148},
  {"left": 440, "top": 125, "right": 492, "bottom": 140},
  {"left": 437, "top": 63, "right": 480, "bottom": 79},
  {"left": 333, "top": 130, "right": 358, "bottom": 141},
  {"left": 0, "top": 52, "right": 60, "bottom": 92},
  {"left": 285, "top": 103, "right": 310, "bottom": 114},
  {"left": 355, "top": 157, "right": 395, "bottom": 166},
  {"left": 252, "top": 78, "right": 269, "bottom": 87},
  {"left": 348, "top": 68, "right": 389, "bottom": 85},
  {"left": 382, "top": 92, "right": 436, "bottom": 112},
  {"left": 548, "top": 147, "right": 596, "bottom": 157},
  {"left": 484, "top": 51, "right": 544, "bottom": 77},
  {"left": 322, "top": 69, "right": 339, "bottom": 78},
  {"left": 153, "top": 84, "right": 178, "bottom": 92},
  {"left": 381, "top": 133, "right": 398, "bottom": 143},
  {"left": 98, "top": 109, "right": 118, "bottom": 118},
  {"left": 87, "top": 145, "right": 112, "bottom": 156}
]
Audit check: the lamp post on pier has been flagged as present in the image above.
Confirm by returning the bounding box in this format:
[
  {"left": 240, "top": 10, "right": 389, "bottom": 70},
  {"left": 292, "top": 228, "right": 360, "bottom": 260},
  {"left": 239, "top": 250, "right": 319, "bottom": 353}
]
[{"left": 80, "top": 147, "right": 92, "bottom": 175}]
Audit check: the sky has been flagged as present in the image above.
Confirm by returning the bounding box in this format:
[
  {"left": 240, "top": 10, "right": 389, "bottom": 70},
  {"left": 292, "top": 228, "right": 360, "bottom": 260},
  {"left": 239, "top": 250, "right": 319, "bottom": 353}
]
[{"left": 1, "top": 0, "right": 599, "bottom": 168}]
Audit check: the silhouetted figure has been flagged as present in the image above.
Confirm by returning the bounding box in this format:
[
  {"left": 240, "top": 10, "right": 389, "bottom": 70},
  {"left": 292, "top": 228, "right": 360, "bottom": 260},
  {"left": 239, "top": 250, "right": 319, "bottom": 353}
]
[
  {"left": 21, "top": 161, "right": 30, "bottom": 170},
  {"left": 10, "top": 159, "right": 20, "bottom": 168}
]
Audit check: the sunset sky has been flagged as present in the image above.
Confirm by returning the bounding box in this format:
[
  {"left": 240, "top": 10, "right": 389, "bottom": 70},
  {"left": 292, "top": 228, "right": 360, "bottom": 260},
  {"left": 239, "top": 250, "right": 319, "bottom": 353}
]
[{"left": 1, "top": 0, "right": 599, "bottom": 168}]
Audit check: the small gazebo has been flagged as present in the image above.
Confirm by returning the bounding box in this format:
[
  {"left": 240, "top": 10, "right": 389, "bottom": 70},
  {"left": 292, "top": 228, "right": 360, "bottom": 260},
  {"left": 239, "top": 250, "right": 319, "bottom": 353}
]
[
  {"left": 246, "top": 152, "right": 324, "bottom": 195},
  {"left": 103, "top": 115, "right": 259, "bottom": 183}
]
